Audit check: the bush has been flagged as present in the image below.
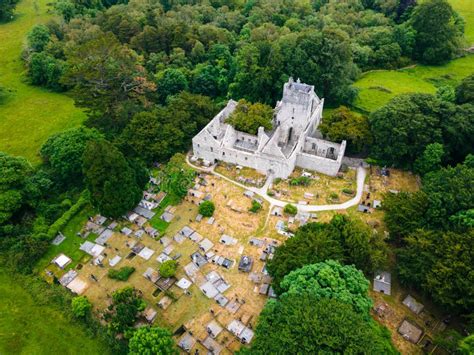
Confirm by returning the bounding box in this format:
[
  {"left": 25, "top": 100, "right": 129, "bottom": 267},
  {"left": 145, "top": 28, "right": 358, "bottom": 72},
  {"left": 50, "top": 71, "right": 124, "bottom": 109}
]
[
  {"left": 199, "top": 200, "right": 215, "bottom": 217},
  {"left": 329, "top": 192, "right": 339, "bottom": 200},
  {"left": 284, "top": 204, "right": 297, "bottom": 216},
  {"left": 108, "top": 267, "right": 136, "bottom": 281},
  {"left": 249, "top": 200, "right": 262, "bottom": 213},
  {"left": 159, "top": 260, "right": 177, "bottom": 278},
  {"left": 47, "top": 191, "right": 89, "bottom": 239},
  {"left": 290, "top": 176, "right": 311, "bottom": 186},
  {"left": 342, "top": 188, "right": 354, "bottom": 195},
  {"left": 267, "top": 190, "right": 275, "bottom": 197},
  {"left": 71, "top": 296, "right": 92, "bottom": 318}
]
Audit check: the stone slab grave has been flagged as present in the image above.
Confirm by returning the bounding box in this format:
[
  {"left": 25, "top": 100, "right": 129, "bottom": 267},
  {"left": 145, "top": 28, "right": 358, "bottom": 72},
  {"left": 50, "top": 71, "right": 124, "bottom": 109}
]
[{"left": 51, "top": 233, "right": 66, "bottom": 246}]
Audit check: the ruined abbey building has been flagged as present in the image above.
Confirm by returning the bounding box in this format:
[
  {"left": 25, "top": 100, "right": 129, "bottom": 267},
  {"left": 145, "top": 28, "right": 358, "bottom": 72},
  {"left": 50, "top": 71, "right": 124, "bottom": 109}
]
[{"left": 192, "top": 78, "right": 346, "bottom": 179}]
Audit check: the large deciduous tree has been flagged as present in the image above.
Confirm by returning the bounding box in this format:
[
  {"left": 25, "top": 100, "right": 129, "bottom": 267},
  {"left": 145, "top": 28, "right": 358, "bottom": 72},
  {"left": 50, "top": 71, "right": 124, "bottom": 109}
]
[
  {"left": 41, "top": 127, "right": 103, "bottom": 186},
  {"left": 410, "top": 0, "right": 461, "bottom": 64},
  {"left": 82, "top": 139, "right": 143, "bottom": 217},
  {"left": 225, "top": 99, "right": 273, "bottom": 135}
]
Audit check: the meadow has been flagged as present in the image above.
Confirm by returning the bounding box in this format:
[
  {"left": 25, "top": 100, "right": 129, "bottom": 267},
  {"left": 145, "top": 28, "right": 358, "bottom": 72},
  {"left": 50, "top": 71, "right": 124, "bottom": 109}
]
[
  {"left": 0, "top": 0, "right": 85, "bottom": 164},
  {"left": 353, "top": 54, "right": 474, "bottom": 113},
  {"left": 0, "top": 270, "right": 109, "bottom": 354}
]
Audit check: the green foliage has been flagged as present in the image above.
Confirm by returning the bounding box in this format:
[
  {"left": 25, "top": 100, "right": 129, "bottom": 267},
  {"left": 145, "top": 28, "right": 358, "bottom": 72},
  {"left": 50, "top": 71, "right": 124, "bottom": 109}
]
[
  {"left": 280, "top": 260, "right": 373, "bottom": 316},
  {"left": 414, "top": 143, "right": 445, "bottom": 175},
  {"left": 410, "top": 0, "right": 461, "bottom": 64},
  {"left": 319, "top": 106, "right": 372, "bottom": 153},
  {"left": 155, "top": 68, "right": 188, "bottom": 103},
  {"left": 71, "top": 296, "right": 92, "bottom": 318},
  {"left": 46, "top": 190, "right": 89, "bottom": 239},
  {"left": 397, "top": 229, "right": 474, "bottom": 312},
  {"left": 82, "top": 139, "right": 143, "bottom": 218},
  {"left": 198, "top": 200, "right": 215, "bottom": 217},
  {"left": 0, "top": 0, "right": 19, "bottom": 21},
  {"left": 283, "top": 203, "right": 297, "bottom": 216},
  {"left": 28, "top": 52, "right": 66, "bottom": 91},
  {"left": 128, "top": 326, "right": 178, "bottom": 355},
  {"left": 436, "top": 85, "right": 455, "bottom": 102},
  {"left": 120, "top": 92, "right": 217, "bottom": 163},
  {"left": 0, "top": 152, "right": 32, "bottom": 224},
  {"left": 159, "top": 260, "right": 177, "bottom": 278},
  {"left": 289, "top": 176, "right": 310, "bottom": 186},
  {"left": 41, "top": 127, "right": 103, "bottom": 185},
  {"left": 159, "top": 153, "right": 195, "bottom": 199},
  {"left": 369, "top": 93, "right": 443, "bottom": 168},
  {"left": 225, "top": 99, "right": 273, "bottom": 135},
  {"left": 26, "top": 24, "right": 50, "bottom": 52},
  {"left": 108, "top": 266, "right": 135, "bottom": 281},
  {"left": 242, "top": 294, "right": 397, "bottom": 355},
  {"left": 456, "top": 74, "right": 474, "bottom": 104},
  {"left": 249, "top": 200, "right": 262, "bottom": 213},
  {"left": 459, "top": 334, "right": 474, "bottom": 354},
  {"left": 267, "top": 215, "right": 388, "bottom": 290},
  {"left": 107, "top": 286, "right": 146, "bottom": 334}
]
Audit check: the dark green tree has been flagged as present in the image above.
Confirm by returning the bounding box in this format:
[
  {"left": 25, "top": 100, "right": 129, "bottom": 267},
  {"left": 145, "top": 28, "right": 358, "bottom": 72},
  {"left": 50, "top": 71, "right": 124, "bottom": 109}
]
[
  {"left": 369, "top": 93, "right": 443, "bottom": 168},
  {"left": 410, "top": 0, "right": 461, "bottom": 64},
  {"left": 107, "top": 286, "right": 146, "bottom": 334},
  {"left": 414, "top": 143, "right": 445, "bottom": 176},
  {"left": 225, "top": 99, "right": 273, "bottom": 135},
  {"left": 40, "top": 127, "right": 103, "bottom": 186},
  {"left": 198, "top": 200, "right": 215, "bottom": 217},
  {"left": 455, "top": 74, "right": 474, "bottom": 104},
  {"left": 71, "top": 296, "right": 92, "bottom": 318},
  {"left": 0, "top": 0, "right": 19, "bottom": 21},
  {"left": 82, "top": 139, "right": 142, "bottom": 217},
  {"left": 28, "top": 52, "right": 66, "bottom": 91},
  {"left": 155, "top": 68, "right": 188, "bottom": 103},
  {"left": 128, "top": 326, "right": 178, "bottom": 355},
  {"left": 26, "top": 24, "right": 51, "bottom": 52},
  {"left": 241, "top": 295, "right": 397, "bottom": 354}
]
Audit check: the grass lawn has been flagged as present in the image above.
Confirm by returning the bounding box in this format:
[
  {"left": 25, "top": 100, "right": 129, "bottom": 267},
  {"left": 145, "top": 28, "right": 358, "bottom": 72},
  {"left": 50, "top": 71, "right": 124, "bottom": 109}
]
[
  {"left": 149, "top": 193, "right": 182, "bottom": 234},
  {"left": 35, "top": 204, "right": 96, "bottom": 274},
  {"left": 0, "top": 0, "right": 85, "bottom": 164},
  {"left": 353, "top": 54, "right": 474, "bottom": 113},
  {"left": 449, "top": 0, "right": 474, "bottom": 45},
  {"left": 0, "top": 270, "right": 109, "bottom": 355}
]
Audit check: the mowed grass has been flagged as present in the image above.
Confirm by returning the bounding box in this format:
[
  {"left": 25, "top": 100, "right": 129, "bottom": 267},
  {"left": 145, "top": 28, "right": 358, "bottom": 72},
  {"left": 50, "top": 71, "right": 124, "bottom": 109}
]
[
  {"left": 0, "top": 0, "right": 85, "bottom": 164},
  {"left": 0, "top": 270, "right": 108, "bottom": 355},
  {"left": 353, "top": 54, "right": 474, "bottom": 112},
  {"left": 449, "top": 0, "right": 474, "bottom": 45}
]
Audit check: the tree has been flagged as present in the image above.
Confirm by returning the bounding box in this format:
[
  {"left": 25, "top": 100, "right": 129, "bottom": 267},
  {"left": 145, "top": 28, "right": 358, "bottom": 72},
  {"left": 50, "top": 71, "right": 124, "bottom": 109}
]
[
  {"left": 414, "top": 143, "right": 445, "bottom": 175},
  {"left": 283, "top": 203, "right": 297, "bottom": 216},
  {"left": 107, "top": 286, "right": 146, "bottom": 334},
  {"left": 241, "top": 295, "right": 397, "bottom": 354},
  {"left": 249, "top": 200, "right": 262, "bottom": 213},
  {"left": 71, "top": 296, "right": 92, "bottom": 318},
  {"left": 26, "top": 24, "right": 51, "bottom": 52},
  {"left": 279, "top": 260, "right": 373, "bottom": 316},
  {"left": 397, "top": 229, "right": 474, "bottom": 312},
  {"left": 159, "top": 260, "right": 177, "bottom": 278},
  {"left": 40, "top": 127, "right": 103, "bottom": 186},
  {"left": 155, "top": 68, "right": 188, "bottom": 103},
  {"left": 319, "top": 106, "right": 371, "bottom": 153},
  {"left": 459, "top": 334, "right": 474, "bottom": 354},
  {"left": 0, "top": 152, "right": 32, "bottom": 225},
  {"left": 159, "top": 153, "right": 195, "bottom": 199},
  {"left": 199, "top": 200, "right": 215, "bottom": 217},
  {"left": 369, "top": 93, "right": 443, "bottom": 168},
  {"left": 82, "top": 139, "right": 143, "bottom": 217},
  {"left": 225, "top": 99, "right": 273, "bottom": 135},
  {"left": 28, "top": 52, "right": 66, "bottom": 91},
  {"left": 441, "top": 103, "right": 474, "bottom": 164},
  {"left": 129, "top": 326, "right": 178, "bottom": 355},
  {"left": 383, "top": 191, "right": 428, "bottom": 242},
  {"left": 267, "top": 215, "right": 388, "bottom": 289},
  {"left": 456, "top": 74, "right": 474, "bottom": 104},
  {"left": 0, "top": 0, "right": 19, "bottom": 21},
  {"left": 410, "top": 0, "right": 461, "bottom": 64}
]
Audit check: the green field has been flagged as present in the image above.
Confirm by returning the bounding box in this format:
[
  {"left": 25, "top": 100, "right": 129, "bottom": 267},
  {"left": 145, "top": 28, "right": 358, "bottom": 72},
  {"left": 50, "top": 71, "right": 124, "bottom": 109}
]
[
  {"left": 0, "top": 270, "right": 108, "bottom": 354},
  {"left": 449, "top": 0, "right": 474, "bottom": 45},
  {"left": 0, "top": 0, "right": 85, "bottom": 164},
  {"left": 353, "top": 54, "right": 474, "bottom": 113}
]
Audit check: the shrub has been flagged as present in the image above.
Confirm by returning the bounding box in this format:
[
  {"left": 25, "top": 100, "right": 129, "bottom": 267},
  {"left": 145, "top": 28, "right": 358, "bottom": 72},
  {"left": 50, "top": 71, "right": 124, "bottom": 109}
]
[
  {"left": 267, "top": 190, "right": 275, "bottom": 197},
  {"left": 199, "top": 200, "right": 215, "bottom": 217},
  {"left": 329, "top": 192, "right": 339, "bottom": 200},
  {"left": 108, "top": 266, "right": 136, "bottom": 281},
  {"left": 159, "top": 260, "right": 177, "bottom": 278},
  {"left": 71, "top": 296, "right": 92, "bottom": 318},
  {"left": 249, "top": 200, "right": 262, "bottom": 213},
  {"left": 273, "top": 178, "right": 282, "bottom": 185},
  {"left": 47, "top": 191, "right": 89, "bottom": 239},
  {"left": 284, "top": 204, "right": 297, "bottom": 216},
  {"left": 342, "top": 188, "right": 354, "bottom": 195},
  {"left": 290, "top": 176, "right": 311, "bottom": 186}
]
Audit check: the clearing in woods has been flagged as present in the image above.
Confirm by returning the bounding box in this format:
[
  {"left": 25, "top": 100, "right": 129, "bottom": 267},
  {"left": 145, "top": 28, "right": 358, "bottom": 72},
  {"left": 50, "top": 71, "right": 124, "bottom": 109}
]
[{"left": 0, "top": 0, "right": 85, "bottom": 164}]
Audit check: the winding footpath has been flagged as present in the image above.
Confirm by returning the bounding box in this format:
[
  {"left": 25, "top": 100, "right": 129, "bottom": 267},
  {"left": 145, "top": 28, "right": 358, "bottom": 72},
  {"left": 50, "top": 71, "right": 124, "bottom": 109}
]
[{"left": 186, "top": 155, "right": 367, "bottom": 213}]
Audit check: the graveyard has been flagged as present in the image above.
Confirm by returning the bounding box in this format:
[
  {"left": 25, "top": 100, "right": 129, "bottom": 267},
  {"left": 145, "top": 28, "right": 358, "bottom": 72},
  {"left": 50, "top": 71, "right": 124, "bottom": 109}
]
[{"left": 39, "top": 159, "right": 458, "bottom": 354}]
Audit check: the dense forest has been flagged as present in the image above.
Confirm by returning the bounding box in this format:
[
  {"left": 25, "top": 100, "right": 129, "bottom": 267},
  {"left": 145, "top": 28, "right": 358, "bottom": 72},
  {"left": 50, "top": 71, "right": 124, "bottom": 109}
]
[{"left": 0, "top": 0, "right": 473, "bottom": 353}]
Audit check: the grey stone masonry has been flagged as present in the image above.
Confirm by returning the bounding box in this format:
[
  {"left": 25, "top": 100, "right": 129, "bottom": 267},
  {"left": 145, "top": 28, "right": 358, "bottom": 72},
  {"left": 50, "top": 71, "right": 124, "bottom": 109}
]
[{"left": 192, "top": 77, "right": 346, "bottom": 178}]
